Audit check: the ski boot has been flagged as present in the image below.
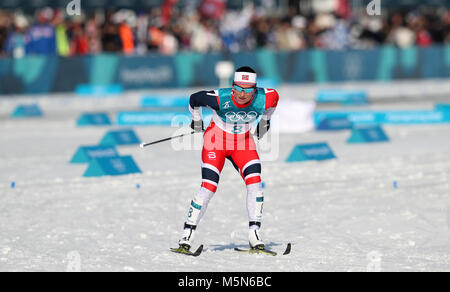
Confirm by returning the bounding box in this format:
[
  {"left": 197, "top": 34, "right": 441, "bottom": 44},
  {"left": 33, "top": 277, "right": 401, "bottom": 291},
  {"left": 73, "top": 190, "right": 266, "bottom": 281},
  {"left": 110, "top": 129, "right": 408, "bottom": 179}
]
[
  {"left": 178, "top": 223, "right": 196, "bottom": 250},
  {"left": 249, "top": 228, "right": 265, "bottom": 250},
  {"left": 171, "top": 224, "right": 203, "bottom": 256}
]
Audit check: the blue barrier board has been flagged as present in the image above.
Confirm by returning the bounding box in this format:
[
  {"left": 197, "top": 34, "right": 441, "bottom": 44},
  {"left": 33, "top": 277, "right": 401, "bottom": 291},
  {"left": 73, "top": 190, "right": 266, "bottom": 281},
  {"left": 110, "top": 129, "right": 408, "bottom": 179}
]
[
  {"left": 347, "top": 125, "right": 390, "bottom": 143},
  {"left": 314, "top": 110, "right": 450, "bottom": 125},
  {"left": 77, "top": 113, "right": 112, "bottom": 126},
  {"left": 286, "top": 142, "right": 336, "bottom": 162},
  {"left": 316, "top": 117, "right": 353, "bottom": 131},
  {"left": 99, "top": 129, "right": 141, "bottom": 146},
  {"left": 83, "top": 156, "right": 141, "bottom": 177},
  {"left": 316, "top": 89, "right": 368, "bottom": 105},
  {"left": 70, "top": 145, "right": 119, "bottom": 163},
  {"left": 11, "top": 104, "right": 43, "bottom": 118},
  {"left": 76, "top": 84, "right": 123, "bottom": 96},
  {"left": 141, "top": 95, "right": 189, "bottom": 108},
  {"left": 117, "top": 111, "right": 212, "bottom": 126},
  {"left": 435, "top": 104, "right": 450, "bottom": 112},
  {"left": 257, "top": 78, "right": 280, "bottom": 89}
]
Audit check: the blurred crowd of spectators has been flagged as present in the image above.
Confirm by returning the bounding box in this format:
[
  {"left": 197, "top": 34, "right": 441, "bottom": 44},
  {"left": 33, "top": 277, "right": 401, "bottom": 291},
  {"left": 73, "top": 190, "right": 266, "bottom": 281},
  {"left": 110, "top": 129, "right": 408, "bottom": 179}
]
[{"left": 1, "top": 1, "right": 450, "bottom": 58}]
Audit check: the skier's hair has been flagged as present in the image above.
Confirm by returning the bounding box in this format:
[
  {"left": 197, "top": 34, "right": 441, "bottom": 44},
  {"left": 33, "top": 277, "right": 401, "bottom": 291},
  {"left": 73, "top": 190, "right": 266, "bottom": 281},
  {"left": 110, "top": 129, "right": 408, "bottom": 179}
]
[{"left": 236, "top": 66, "right": 256, "bottom": 74}]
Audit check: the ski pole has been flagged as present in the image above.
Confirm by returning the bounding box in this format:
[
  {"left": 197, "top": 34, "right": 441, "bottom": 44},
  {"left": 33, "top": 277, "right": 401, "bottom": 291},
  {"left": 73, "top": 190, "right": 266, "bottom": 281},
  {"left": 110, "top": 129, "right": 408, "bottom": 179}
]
[{"left": 139, "top": 131, "right": 196, "bottom": 148}]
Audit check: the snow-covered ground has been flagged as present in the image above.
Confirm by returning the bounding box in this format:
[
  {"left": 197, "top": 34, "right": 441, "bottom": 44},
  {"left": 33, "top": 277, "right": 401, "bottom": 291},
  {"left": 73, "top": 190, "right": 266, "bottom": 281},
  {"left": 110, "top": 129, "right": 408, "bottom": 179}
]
[{"left": 0, "top": 85, "right": 449, "bottom": 272}]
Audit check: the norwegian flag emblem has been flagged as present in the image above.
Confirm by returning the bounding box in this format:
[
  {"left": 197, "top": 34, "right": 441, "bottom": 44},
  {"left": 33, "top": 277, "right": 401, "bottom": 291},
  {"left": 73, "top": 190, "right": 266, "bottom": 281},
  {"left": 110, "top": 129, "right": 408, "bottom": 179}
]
[{"left": 242, "top": 75, "right": 249, "bottom": 80}]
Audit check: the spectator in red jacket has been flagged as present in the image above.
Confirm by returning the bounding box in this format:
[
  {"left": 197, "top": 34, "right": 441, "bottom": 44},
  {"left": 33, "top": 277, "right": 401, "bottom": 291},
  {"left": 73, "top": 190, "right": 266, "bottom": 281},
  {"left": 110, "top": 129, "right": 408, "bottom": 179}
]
[{"left": 71, "top": 22, "right": 89, "bottom": 55}]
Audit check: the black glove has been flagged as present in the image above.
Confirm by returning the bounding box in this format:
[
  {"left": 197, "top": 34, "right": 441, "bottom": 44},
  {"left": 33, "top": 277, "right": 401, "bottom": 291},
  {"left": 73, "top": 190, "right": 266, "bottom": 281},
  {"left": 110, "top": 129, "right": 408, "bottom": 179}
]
[
  {"left": 256, "top": 119, "right": 270, "bottom": 139},
  {"left": 190, "top": 120, "right": 204, "bottom": 132}
]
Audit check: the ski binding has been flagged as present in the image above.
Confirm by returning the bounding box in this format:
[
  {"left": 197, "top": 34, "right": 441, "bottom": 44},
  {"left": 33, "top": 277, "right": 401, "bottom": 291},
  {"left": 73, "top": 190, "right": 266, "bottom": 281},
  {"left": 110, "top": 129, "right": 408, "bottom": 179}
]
[
  {"left": 170, "top": 244, "right": 204, "bottom": 257},
  {"left": 234, "top": 243, "right": 291, "bottom": 256}
]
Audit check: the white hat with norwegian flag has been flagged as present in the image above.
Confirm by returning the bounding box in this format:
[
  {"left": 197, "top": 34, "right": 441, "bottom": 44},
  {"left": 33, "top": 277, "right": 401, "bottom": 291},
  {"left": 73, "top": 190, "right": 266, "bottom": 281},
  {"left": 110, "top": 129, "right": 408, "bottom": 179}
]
[{"left": 234, "top": 71, "right": 257, "bottom": 85}]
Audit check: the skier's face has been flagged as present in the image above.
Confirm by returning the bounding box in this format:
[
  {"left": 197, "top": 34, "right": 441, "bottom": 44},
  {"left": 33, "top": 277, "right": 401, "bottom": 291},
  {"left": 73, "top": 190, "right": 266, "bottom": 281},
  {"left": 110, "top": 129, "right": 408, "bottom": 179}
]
[{"left": 232, "top": 83, "right": 256, "bottom": 105}]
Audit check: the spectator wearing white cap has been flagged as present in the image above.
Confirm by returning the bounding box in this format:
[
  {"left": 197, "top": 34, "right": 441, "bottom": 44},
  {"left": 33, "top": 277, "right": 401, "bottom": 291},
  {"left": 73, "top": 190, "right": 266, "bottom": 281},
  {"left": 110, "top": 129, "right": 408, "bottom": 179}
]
[{"left": 5, "top": 14, "right": 28, "bottom": 58}]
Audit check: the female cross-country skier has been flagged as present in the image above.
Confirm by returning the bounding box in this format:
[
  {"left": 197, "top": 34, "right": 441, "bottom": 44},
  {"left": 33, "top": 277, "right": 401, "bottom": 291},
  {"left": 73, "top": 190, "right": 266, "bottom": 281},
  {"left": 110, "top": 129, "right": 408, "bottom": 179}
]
[{"left": 176, "top": 66, "right": 279, "bottom": 253}]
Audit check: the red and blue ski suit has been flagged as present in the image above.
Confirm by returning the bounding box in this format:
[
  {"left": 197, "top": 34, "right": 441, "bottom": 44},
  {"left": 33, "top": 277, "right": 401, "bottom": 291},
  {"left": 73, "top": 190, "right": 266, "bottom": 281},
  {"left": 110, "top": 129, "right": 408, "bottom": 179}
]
[{"left": 189, "top": 87, "right": 279, "bottom": 193}]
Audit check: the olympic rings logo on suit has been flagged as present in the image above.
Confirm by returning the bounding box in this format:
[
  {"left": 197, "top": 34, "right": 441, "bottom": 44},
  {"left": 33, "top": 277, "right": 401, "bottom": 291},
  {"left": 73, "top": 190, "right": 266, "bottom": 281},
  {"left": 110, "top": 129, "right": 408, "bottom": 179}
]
[{"left": 224, "top": 111, "right": 258, "bottom": 122}]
